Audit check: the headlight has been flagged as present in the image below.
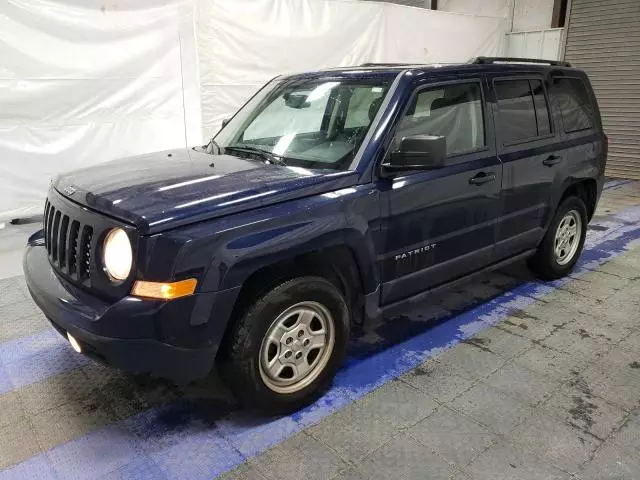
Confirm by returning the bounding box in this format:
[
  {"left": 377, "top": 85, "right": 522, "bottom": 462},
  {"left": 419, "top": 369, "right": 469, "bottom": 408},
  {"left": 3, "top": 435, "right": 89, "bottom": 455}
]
[{"left": 103, "top": 228, "right": 132, "bottom": 281}]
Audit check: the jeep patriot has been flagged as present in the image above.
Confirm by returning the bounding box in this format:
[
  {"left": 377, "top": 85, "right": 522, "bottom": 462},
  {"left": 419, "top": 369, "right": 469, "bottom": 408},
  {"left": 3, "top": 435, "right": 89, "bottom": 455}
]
[{"left": 24, "top": 57, "right": 607, "bottom": 410}]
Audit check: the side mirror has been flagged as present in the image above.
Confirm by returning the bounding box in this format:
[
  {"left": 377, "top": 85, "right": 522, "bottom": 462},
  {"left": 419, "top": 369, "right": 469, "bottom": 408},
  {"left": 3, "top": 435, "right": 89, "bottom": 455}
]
[
  {"left": 382, "top": 135, "right": 446, "bottom": 173},
  {"left": 221, "top": 118, "right": 230, "bottom": 128}
]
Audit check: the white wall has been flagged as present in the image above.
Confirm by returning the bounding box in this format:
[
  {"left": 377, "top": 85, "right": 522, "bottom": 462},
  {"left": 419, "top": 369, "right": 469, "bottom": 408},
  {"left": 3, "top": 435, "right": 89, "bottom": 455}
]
[
  {"left": 438, "top": 0, "right": 509, "bottom": 18},
  {"left": 372, "top": 0, "right": 429, "bottom": 7},
  {"left": 512, "top": 0, "right": 554, "bottom": 31},
  {"left": 197, "top": 0, "right": 508, "bottom": 139},
  {"left": 0, "top": 0, "right": 201, "bottom": 221},
  {"left": 506, "top": 28, "right": 564, "bottom": 60},
  {"left": 0, "top": 0, "right": 510, "bottom": 220},
  {"left": 439, "top": 0, "right": 555, "bottom": 31}
]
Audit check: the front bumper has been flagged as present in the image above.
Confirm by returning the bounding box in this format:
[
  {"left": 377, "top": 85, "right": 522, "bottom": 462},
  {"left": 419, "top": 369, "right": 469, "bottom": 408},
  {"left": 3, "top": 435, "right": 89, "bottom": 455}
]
[{"left": 23, "top": 238, "right": 227, "bottom": 383}]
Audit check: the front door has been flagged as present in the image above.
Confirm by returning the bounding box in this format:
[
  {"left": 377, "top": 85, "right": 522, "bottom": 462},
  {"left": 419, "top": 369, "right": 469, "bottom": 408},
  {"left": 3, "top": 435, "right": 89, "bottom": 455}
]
[{"left": 378, "top": 78, "right": 502, "bottom": 305}]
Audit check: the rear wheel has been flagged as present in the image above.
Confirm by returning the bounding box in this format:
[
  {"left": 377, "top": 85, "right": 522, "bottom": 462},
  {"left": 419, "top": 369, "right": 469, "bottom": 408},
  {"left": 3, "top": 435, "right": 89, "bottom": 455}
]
[
  {"left": 528, "top": 196, "right": 587, "bottom": 280},
  {"left": 220, "top": 276, "right": 350, "bottom": 411}
]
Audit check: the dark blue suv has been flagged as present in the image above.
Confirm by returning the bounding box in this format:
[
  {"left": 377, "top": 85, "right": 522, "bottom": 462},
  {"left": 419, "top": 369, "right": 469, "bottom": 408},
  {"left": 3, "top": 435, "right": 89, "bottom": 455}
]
[{"left": 24, "top": 58, "right": 607, "bottom": 410}]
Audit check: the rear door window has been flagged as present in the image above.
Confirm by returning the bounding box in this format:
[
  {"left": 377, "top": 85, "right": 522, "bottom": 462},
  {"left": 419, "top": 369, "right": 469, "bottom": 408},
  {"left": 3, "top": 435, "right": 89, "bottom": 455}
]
[
  {"left": 550, "top": 77, "right": 595, "bottom": 132},
  {"left": 495, "top": 79, "right": 552, "bottom": 145}
]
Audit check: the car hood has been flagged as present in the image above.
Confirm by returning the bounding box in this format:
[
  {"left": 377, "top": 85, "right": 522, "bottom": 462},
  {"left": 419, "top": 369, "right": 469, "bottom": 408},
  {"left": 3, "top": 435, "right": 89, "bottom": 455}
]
[{"left": 53, "top": 148, "right": 357, "bottom": 234}]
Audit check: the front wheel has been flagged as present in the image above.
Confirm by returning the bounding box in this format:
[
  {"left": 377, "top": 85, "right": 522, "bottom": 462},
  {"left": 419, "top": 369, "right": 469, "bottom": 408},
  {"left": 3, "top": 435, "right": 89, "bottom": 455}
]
[
  {"left": 528, "top": 196, "right": 588, "bottom": 280},
  {"left": 220, "top": 276, "right": 350, "bottom": 412}
]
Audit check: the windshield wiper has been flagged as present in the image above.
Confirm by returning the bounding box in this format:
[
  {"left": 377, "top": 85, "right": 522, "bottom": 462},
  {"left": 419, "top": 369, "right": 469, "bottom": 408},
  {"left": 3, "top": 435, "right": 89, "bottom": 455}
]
[{"left": 224, "top": 145, "right": 287, "bottom": 166}]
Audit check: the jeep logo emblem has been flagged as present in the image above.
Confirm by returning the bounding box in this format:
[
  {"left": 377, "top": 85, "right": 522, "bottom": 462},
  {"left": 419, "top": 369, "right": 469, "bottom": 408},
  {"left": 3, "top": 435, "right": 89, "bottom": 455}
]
[{"left": 63, "top": 186, "right": 77, "bottom": 196}]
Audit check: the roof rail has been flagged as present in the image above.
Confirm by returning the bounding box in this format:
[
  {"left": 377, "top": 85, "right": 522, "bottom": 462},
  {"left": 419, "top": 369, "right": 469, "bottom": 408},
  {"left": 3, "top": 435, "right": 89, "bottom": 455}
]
[
  {"left": 360, "top": 62, "right": 418, "bottom": 67},
  {"left": 470, "top": 56, "right": 571, "bottom": 67}
]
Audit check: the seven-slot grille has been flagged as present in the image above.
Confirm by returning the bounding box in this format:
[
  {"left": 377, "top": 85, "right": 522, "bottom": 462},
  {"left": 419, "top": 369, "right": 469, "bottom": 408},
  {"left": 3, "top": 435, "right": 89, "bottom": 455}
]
[{"left": 43, "top": 199, "right": 93, "bottom": 282}]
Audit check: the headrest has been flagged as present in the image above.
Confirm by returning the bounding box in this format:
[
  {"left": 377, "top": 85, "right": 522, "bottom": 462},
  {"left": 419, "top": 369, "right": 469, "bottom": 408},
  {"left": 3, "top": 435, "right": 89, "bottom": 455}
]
[
  {"left": 431, "top": 92, "right": 468, "bottom": 111},
  {"left": 430, "top": 97, "right": 451, "bottom": 111}
]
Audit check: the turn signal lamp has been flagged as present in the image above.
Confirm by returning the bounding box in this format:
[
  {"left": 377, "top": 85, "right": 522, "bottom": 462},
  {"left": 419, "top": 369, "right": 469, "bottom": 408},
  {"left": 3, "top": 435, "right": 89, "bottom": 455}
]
[{"left": 131, "top": 278, "right": 197, "bottom": 300}]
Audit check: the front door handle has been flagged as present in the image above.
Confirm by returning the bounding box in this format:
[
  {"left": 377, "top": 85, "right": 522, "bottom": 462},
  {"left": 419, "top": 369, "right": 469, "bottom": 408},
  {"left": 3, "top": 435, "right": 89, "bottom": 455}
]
[
  {"left": 469, "top": 172, "right": 496, "bottom": 185},
  {"left": 543, "top": 155, "right": 562, "bottom": 167}
]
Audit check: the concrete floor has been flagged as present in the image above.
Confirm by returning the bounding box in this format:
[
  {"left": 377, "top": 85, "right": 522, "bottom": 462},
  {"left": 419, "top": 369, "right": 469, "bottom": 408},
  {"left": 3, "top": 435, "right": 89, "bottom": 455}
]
[
  {"left": 1, "top": 180, "right": 639, "bottom": 480},
  {"left": 0, "top": 221, "right": 39, "bottom": 281}
]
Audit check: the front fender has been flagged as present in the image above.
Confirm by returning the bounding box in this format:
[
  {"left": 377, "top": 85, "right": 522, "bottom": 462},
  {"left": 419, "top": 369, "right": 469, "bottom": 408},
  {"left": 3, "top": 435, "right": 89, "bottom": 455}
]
[{"left": 165, "top": 184, "right": 381, "bottom": 295}]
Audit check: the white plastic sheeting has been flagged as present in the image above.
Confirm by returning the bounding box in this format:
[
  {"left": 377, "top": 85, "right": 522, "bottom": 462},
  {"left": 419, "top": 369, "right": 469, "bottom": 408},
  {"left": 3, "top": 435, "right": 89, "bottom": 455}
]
[
  {"left": 439, "top": 0, "right": 511, "bottom": 18},
  {"left": 2, "top": 0, "right": 506, "bottom": 221},
  {"left": 0, "top": 0, "right": 200, "bottom": 221},
  {"left": 198, "top": 0, "right": 507, "bottom": 139}
]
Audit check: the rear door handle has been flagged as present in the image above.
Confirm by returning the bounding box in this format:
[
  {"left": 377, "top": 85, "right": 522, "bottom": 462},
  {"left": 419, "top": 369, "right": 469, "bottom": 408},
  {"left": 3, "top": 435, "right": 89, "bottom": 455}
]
[
  {"left": 543, "top": 155, "right": 562, "bottom": 167},
  {"left": 469, "top": 172, "right": 496, "bottom": 185}
]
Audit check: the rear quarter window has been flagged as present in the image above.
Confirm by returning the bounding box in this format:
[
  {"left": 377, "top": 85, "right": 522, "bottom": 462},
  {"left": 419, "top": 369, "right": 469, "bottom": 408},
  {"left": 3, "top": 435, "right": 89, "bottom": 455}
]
[{"left": 550, "top": 77, "right": 596, "bottom": 133}]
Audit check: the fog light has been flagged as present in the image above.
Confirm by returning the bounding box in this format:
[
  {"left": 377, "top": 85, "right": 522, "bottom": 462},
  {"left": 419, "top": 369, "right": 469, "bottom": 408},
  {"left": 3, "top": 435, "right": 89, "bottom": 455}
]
[{"left": 67, "top": 333, "right": 82, "bottom": 353}]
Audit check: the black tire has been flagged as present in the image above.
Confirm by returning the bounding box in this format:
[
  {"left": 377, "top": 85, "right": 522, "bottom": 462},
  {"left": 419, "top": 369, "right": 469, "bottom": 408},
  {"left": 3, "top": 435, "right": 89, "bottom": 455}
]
[
  {"left": 528, "top": 196, "right": 588, "bottom": 280},
  {"left": 219, "top": 276, "right": 350, "bottom": 412}
]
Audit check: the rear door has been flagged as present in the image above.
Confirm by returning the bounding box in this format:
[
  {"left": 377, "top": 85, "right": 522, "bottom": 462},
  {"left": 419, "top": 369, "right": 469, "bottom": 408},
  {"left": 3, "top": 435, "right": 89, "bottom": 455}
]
[
  {"left": 489, "top": 74, "right": 562, "bottom": 260},
  {"left": 378, "top": 77, "right": 503, "bottom": 305}
]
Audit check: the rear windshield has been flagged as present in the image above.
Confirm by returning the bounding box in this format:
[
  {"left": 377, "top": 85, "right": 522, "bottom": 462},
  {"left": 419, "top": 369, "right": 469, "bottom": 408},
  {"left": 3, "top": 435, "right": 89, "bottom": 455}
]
[{"left": 550, "top": 77, "right": 596, "bottom": 133}]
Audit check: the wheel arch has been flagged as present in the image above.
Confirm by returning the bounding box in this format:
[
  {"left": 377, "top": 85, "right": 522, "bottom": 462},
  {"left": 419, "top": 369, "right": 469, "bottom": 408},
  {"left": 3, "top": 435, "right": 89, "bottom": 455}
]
[
  {"left": 559, "top": 178, "right": 598, "bottom": 221},
  {"left": 230, "top": 244, "right": 368, "bottom": 323},
  {"left": 551, "top": 177, "right": 598, "bottom": 224},
  {"left": 215, "top": 241, "right": 374, "bottom": 362}
]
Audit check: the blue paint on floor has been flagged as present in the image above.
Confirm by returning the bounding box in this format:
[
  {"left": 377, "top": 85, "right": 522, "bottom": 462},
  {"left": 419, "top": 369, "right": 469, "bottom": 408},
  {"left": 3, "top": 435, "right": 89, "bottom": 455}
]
[
  {"left": 603, "top": 178, "right": 635, "bottom": 190},
  {"left": 0, "top": 329, "right": 88, "bottom": 393},
  {"left": 2, "top": 203, "right": 640, "bottom": 479}
]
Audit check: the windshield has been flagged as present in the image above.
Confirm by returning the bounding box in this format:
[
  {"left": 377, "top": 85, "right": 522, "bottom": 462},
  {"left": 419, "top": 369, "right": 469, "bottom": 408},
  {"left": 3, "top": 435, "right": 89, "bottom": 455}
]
[{"left": 212, "top": 77, "right": 392, "bottom": 170}]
